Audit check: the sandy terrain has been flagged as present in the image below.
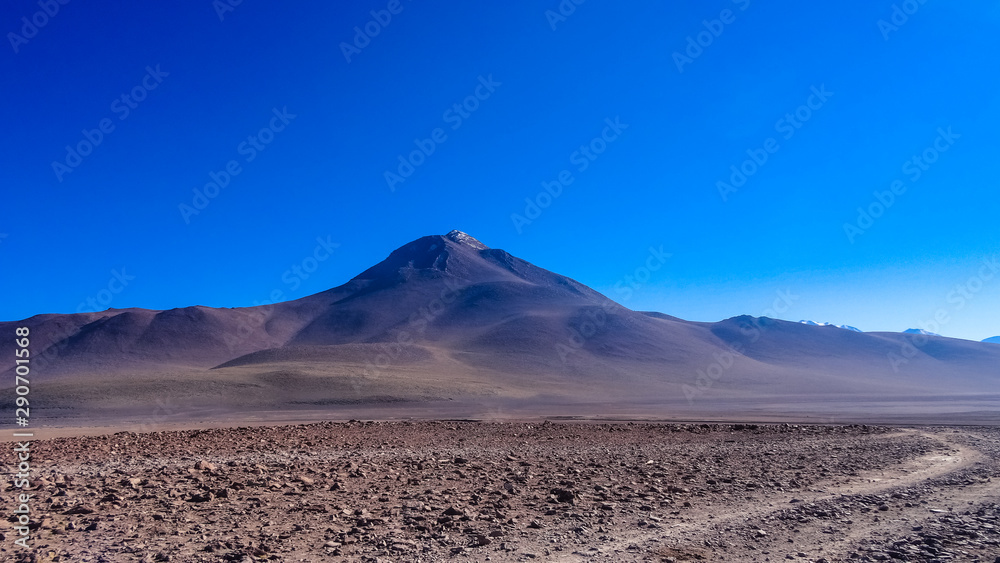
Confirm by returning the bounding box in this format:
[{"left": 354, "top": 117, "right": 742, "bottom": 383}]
[{"left": 3, "top": 421, "right": 998, "bottom": 562}]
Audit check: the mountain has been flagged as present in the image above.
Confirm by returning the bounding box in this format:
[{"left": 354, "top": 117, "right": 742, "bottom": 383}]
[
  {"left": 984, "top": 336, "right": 1000, "bottom": 344},
  {"left": 3, "top": 230, "right": 999, "bottom": 424},
  {"left": 799, "top": 320, "right": 863, "bottom": 332},
  {"left": 904, "top": 328, "right": 941, "bottom": 336}
]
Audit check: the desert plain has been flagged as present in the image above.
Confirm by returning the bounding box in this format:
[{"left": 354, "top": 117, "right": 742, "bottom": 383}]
[{"left": 3, "top": 419, "right": 999, "bottom": 563}]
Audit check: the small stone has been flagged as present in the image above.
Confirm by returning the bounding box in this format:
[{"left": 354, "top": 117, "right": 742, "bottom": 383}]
[
  {"left": 188, "top": 492, "right": 214, "bottom": 503},
  {"left": 63, "top": 505, "right": 95, "bottom": 515},
  {"left": 551, "top": 488, "right": 575, "bottom": 504}
]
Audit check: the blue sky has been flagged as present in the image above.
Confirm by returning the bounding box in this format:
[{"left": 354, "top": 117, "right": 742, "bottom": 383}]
[{"left": 1, "top": 0, "right": 998, "bottom": 340}]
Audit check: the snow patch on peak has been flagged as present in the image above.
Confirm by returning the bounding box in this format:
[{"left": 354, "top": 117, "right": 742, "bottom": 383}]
[
  {"left": 799, "top": 320, "right": 863, "bottom": 332},
  {"left": 445, "top": 230, "right": 489, "bottom": 250},
  {"left": 903, "top": 328, "right": 940, "bottom": 336}
]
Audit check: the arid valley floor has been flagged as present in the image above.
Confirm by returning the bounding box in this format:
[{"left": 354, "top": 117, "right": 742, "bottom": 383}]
[{"left": 3, "top": 421, "right": 999, "bottom": 562}]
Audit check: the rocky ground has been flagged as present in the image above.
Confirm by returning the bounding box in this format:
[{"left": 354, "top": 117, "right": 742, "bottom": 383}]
[{"left": 2, "top": 421, "right": 998, "bottom": 562}]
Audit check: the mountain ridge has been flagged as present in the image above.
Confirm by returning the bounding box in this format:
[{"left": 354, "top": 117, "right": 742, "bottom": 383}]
[{"left": 2, "top": 231, "right": 998, "bottom": 422}]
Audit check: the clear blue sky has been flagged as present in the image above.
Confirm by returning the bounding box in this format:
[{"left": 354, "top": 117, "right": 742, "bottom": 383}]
[{"left": 2, "top": 0, "right": 998, "bottom": 340}]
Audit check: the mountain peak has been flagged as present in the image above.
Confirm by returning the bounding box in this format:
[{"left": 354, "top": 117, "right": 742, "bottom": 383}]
[
  {"left": 799, "top": 320, "right": 862, "bottom": 332},
  {"left": 341, "top": 230, "right": 609, "bottom": 305},
  {"left": 904, "top": 328, "right": 940, "bottom": 336},
  {"left": 350, "top": 231, "right": 501, "bottom": 284},
  {"left": 444, "top": 230, "right": 488, "bottom": 250}
]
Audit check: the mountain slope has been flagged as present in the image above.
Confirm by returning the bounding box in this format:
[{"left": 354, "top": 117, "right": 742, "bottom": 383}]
[{"left": 2, "top": 231, "right": 998, "bottom": 422}]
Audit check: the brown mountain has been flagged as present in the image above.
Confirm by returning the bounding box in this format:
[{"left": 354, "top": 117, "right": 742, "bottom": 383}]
[{"left": 3, "top": 231, "right": 999, "bottom": 425}]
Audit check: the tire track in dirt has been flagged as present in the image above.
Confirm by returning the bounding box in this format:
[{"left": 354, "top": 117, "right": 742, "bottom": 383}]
[{"left": 552, "top": 429, "right": 995, "bottom": 561}]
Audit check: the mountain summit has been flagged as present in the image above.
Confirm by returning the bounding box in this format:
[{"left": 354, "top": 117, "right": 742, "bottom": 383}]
[
  {"left": 444, "top": 229, "right": 489, "bottom": 250},
  {"left": 346, "top": 231, "right": 607, "bottom": 302},
  {"left": 799, "top": 320, "right": 862, "bottom": 332},
  {"left": 904, "top": 328, "right": 940, "bottom": 337}
]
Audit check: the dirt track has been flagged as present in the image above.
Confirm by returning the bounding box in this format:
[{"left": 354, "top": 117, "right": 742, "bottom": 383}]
[
  {"left": 2, "top": 422, "right": 998, "bottom": 562},
  {"left": 618, "top": 429, "right": 1000, "bottom": 562}
]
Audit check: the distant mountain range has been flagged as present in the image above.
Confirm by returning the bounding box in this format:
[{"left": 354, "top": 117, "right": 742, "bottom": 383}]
[
  {"left": 799, "top": 320, "right": 863, "bottom": 332},
  {"left": 2, "top": 230, "right": 998, "bottom": 421},
  {"left": 797, "top": 324, "right": 988, "bottom": 341}
]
